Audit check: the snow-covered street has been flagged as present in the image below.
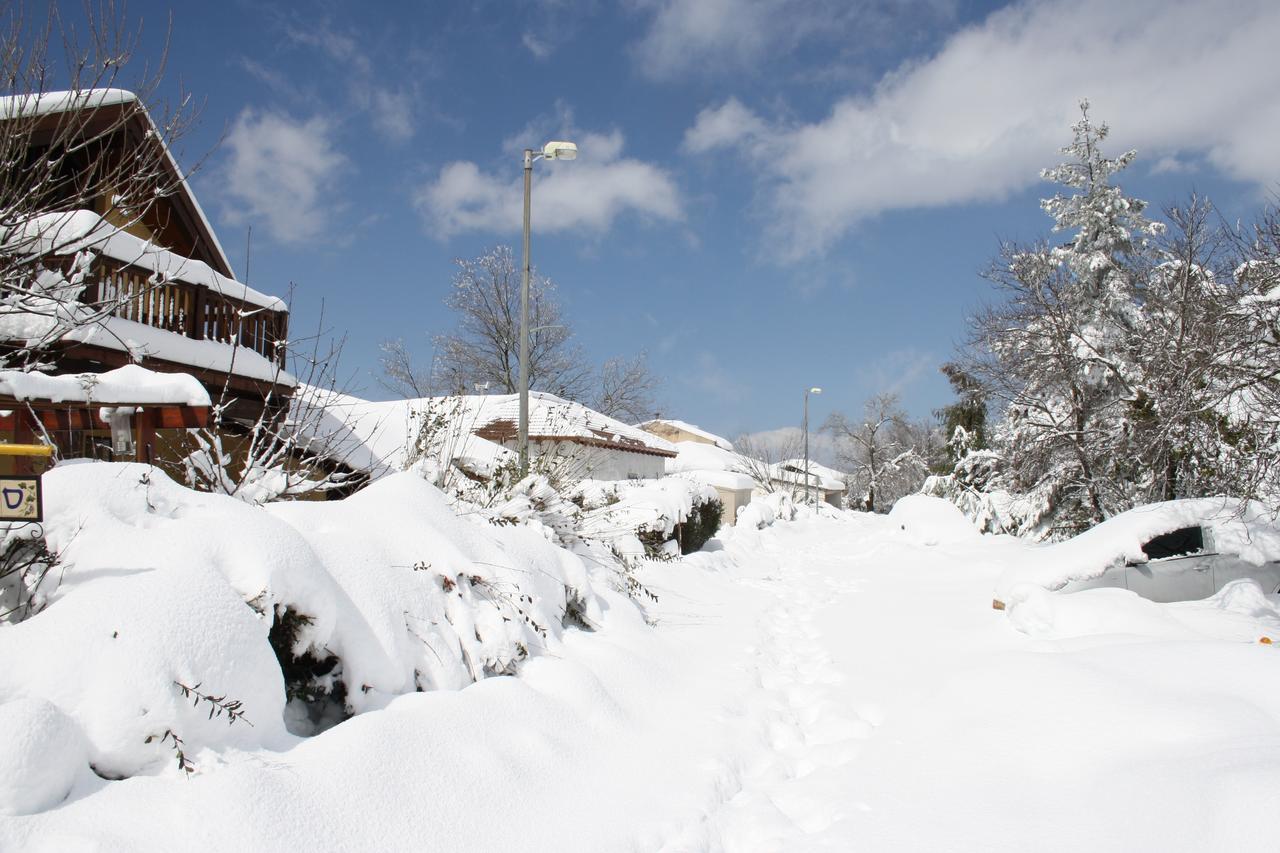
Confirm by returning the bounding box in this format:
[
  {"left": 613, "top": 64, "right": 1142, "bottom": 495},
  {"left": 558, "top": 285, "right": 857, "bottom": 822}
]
[{"left": 7, "top": 502, "right": 1280, "bottom": 852}]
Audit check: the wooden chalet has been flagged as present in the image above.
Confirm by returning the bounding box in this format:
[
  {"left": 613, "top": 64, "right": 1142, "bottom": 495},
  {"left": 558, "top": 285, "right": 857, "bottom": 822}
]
[{"left": 0, "top": 89, "right": 293, "bottom": 476}]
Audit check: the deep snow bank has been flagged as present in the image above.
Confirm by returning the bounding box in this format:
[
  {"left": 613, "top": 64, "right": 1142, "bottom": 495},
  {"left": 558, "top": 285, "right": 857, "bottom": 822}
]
[{"left": 0, "top": 462, "right": 611, "bottom": 801}]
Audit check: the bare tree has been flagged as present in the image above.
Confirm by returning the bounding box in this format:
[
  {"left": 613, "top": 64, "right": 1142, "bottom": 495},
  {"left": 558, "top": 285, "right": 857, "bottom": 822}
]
[
  {"left": 375, "top": 337, "right": 433, "bottom": 398},
  {"left": 384, "top": 246, "right": 665, "bottom": 416},
  {"left": 591, "top": 352, "right": 660, "bottom": 423},
  {"left": 430, "top": 246, "right": 592, "bottom": 400},
  {"left": 0, "top": 1, "right": 203, "bottom": 369},
  {"left": 732, "top": 429, "right": 803, "bottom": 493},
  {"left": 825, "top": 393, "right": 927, "bottom": 512}
]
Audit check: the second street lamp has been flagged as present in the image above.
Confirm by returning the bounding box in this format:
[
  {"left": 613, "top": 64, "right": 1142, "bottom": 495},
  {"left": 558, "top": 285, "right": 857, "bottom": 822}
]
[
  {"left": 805, "top": 386, "right": 822, "bottom": 509},
  {"left": 519, "top": 140, "right": 577, "bottom": 478}
]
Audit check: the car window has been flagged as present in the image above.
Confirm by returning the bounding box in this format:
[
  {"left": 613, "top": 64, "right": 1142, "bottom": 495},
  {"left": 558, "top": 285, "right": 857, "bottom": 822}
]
[{"left": 1141, "top": 526, "right": 1204, "bottom": 560}]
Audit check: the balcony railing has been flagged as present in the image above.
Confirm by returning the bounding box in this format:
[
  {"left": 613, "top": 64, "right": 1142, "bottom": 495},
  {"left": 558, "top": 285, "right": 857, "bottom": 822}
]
[{"left": 81, "top": 255, "right": 288, "bottom": 367}]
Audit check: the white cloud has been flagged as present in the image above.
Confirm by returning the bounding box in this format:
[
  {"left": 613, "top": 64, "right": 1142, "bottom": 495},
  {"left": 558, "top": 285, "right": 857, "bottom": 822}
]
[
  {"left": 1150, "top": 155, "right": 1195, "bottom": 176},
  {"left": 682, "top": 97, "right": 766, "bottom": 154},
  {"left": 415, "top": 125, "right": 683, "bottom": 238},
  {"left": 222, "top": 109, "right": 347, "bottom": 244},
  {"left": 682, "top": 0, "right": 1280, "bottom": 257}
]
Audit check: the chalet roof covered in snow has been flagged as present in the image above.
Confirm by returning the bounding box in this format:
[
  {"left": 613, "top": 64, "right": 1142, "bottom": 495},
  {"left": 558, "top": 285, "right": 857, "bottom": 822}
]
[
  {"left": 637, "top": 418, "right": 734, "bottom": 451},
  {"left": 0, "top": 88, "right": 237, "bottom": 280}
]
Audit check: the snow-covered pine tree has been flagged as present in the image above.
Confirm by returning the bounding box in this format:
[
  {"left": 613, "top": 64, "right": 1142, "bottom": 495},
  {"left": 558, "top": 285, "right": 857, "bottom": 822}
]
[{"left": 968, "top": 102, "right": 1163, "bottom": 537}]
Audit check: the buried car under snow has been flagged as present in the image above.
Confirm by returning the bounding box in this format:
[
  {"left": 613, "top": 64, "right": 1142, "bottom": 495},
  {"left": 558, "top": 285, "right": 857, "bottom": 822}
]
[{"left": 992, "top": 499, "right": 1280, "bottom": 609}]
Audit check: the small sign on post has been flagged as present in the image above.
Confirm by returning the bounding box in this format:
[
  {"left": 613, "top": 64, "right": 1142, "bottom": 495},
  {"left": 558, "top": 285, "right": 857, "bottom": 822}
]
[
  {"left": 0, "top": 476, "right": 42, "bottom": 522},
  {"left": 0, "top": 444, "right": 53, "bottom": 523}
]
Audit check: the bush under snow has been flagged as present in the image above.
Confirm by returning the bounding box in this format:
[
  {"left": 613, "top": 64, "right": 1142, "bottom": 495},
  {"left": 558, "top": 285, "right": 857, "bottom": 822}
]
[{"left": 0, "top": 460, "right": 613, "bottom": 800}]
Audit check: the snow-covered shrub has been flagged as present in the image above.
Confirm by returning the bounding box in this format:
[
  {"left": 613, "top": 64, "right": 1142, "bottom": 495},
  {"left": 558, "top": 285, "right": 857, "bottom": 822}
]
[
  {"left": 736, "top": 491, "right": 796, "bottom": 530},
  {"left": 576, "top": 478, "right": 721, "bottom": 561},
  {"left": 0, "top": 548, "right": 288, "bottom": 779},
  {"left": 490, "top": 474, "right": 582, "bottom": 546},
  {"left": 0, "top": 526, "right": 60, "bottom": 624},
  {"left": 887, "top": 494, "right": 981, "bottom": 546},
  {"left": 0, "top": 461, "right": 610, "bottom": 780},
  {"left": 266, "top": 604, "right": 347, "bottom": 734},
  {"left": 678, "top": 494, "right": 722, "bottom": 555},
  {"left": 0, "top": 696, "right": 88, "bottom": 815}
]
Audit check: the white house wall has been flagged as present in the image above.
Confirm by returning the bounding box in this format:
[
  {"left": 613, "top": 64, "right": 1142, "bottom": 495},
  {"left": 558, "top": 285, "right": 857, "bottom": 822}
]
[{"left": 530, "top": 440, "right": 666, "bottom": 481}]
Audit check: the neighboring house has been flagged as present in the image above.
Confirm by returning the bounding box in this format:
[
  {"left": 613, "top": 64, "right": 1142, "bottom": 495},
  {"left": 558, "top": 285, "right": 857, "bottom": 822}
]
[
  {"left": 772, "top": 458, "right": 847, "bottom": 507},
  {"left": 663, "top": 439, "right": 756, "bottom": 527},
  {"left": 301, "top": 391, "right": 674, "bottom": 485},
  {"left": 0, "top": 89, "right": 293, "bottom": 474},
  {"left": 637, "top": 418, "right": 735, "bottom": 451},
  {"left": 639, "top": 418, "right": 759, "bottom": 526},
  {"left": 296, "top": 389, "right": 514, "bottom": 483},
  {"left": 474, "top": 392, "right": 675, "bottom": 480}
]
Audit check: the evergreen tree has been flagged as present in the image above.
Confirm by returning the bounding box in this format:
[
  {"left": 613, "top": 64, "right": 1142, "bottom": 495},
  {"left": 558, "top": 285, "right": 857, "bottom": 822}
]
[{"left": 967, "top": 102, "right": 1162, "bottom": 536}]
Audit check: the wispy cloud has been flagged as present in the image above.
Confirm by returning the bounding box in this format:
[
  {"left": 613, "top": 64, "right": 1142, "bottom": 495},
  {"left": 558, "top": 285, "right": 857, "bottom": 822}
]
[
  {"left": 856, "top": 348, "right": 936, "bottom": 399},
  {"left": 522, "top": 32, "right": 553, "bottom": 59},
  {"left": 682, "top": 351, "right": 747, "bottom": 402},
  {"left": 245, "top": 17, "right": 421, "bottom": 146},
  {"left": 630, "top": 0, "right": 955, "bottom": 81},
  {"left": 283, "top": 21, "right": 372, "bottom": 76},
  {"left": 681, "top": 0, "right": 1280, "bottom": 258},
  {"left": 221, "top": 109, "right": 347, "bottom": 244}
]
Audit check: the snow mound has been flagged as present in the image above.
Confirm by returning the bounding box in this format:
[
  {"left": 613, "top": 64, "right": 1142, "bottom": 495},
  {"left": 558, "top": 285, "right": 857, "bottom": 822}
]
[
  {"left": 0, "top": 554, "right": 288, "bottom": 778},
  {"left": 576, "top": 477, "right": 721, "bottom": 558},
  {"left": 1, "top": 462, "right": 608, "bottom": 780},
  {"left": 0, "top": 697, "right": 87, "bottom": 815},
  {"left": 888, "top": 494, "right": 981, "bottom": 546},
  {"left": 736, "top": 492, "right": 796, "bottom": 530}
]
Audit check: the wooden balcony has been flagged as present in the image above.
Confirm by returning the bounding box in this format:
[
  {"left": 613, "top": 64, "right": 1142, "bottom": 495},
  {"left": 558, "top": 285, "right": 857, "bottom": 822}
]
[{"left": 81, "top": 254, "right": 288, "bottom": 367}]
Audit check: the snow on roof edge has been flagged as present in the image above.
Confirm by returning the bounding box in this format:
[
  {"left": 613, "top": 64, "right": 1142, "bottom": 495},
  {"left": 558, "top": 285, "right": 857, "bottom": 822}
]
[
  {"left": 637, "top": 418, "right": 734, "bottom": 451},
  {"left": 0, "top": 364, "right": 211, "bottom": 406},
  {"left": 8, "top": 211, "right": 282, "bottom": 310}
]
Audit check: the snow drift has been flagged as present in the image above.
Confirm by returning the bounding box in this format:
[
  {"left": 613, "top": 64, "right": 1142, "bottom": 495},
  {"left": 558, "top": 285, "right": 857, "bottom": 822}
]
[{"left": 0, "top": 461, "right": 610, "bottom": 799}]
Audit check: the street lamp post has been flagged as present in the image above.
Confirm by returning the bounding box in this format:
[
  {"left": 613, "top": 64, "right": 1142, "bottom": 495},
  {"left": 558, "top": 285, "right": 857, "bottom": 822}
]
[
  {"left": 519, "top": 140, "right": 577, "bottom": 478},
  {"left": 804, "top": 386, "right": 822, "bottom": 509}
]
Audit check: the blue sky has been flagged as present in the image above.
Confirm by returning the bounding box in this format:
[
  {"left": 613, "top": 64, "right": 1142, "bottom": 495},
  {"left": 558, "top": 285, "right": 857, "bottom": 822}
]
[{"left": 86, "top": 0, "right": 1280, "bottom": 440}]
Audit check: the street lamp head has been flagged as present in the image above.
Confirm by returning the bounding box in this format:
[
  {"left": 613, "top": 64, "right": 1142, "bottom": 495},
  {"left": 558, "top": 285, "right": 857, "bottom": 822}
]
[
  {"left": 809, "top": 387, "right": 823, "bottom": 394},
  {"left": 542, "top": 140, "right": 578, "bottom": 161}
]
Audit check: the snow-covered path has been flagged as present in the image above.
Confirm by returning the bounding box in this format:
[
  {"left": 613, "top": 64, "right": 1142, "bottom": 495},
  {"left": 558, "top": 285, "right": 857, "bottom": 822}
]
[
  {"left": 654, "top": 513, "right": 1280, "bottom": 852},
  {"left": 6, "top": 509, "right": 1280, "bottom": 852}
]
